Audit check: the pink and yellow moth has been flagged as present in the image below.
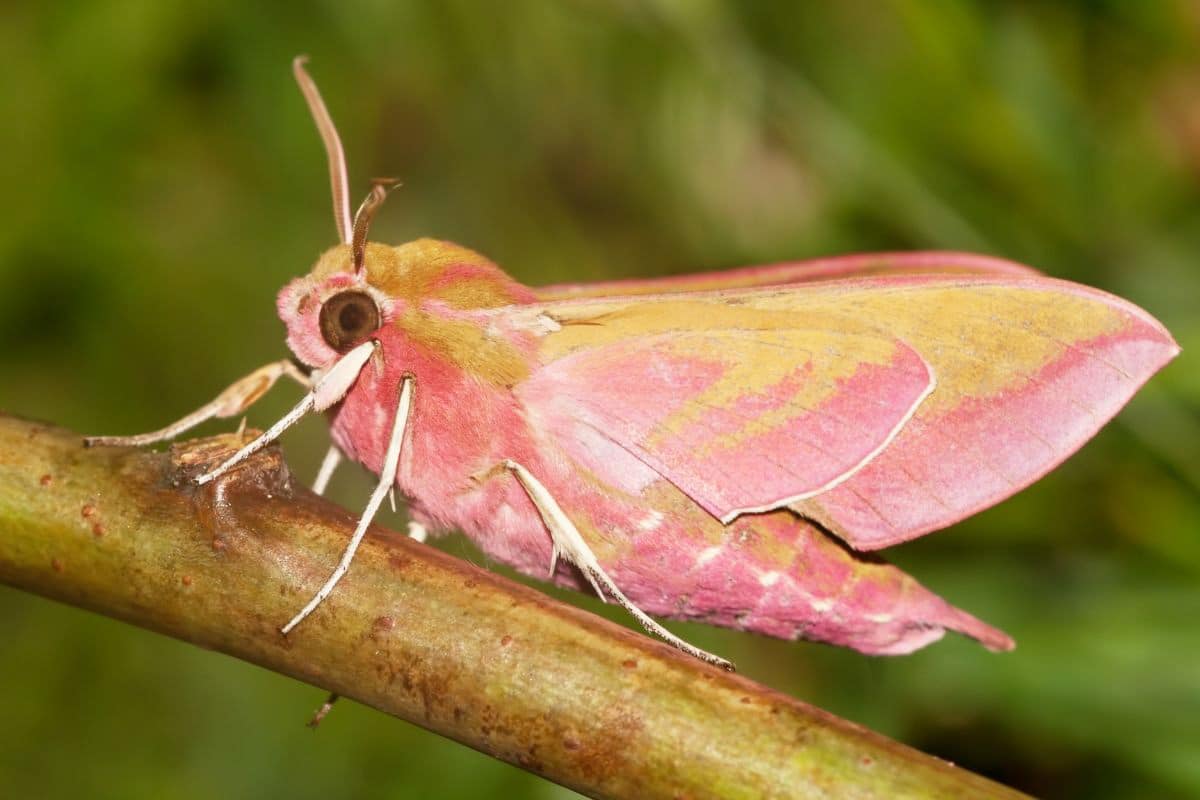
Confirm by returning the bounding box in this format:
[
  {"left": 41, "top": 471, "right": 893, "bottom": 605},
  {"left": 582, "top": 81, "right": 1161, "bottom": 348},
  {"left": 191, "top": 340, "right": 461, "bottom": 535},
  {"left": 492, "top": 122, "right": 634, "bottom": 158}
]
[{"left": 88, "top": 58, "right": 1179, "bottom": 670}]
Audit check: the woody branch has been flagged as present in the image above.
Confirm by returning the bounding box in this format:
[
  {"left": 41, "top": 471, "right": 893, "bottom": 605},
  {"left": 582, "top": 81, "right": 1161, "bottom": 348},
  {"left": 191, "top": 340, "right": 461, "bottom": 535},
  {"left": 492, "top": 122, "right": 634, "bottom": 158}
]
[{"left": 0, "top": 414, "right": 1027, "bottom": 800}]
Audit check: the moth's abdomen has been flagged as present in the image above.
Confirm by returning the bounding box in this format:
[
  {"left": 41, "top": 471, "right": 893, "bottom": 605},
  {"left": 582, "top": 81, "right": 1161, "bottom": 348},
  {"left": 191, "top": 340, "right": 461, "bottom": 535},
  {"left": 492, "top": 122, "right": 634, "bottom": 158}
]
[
  {"left": 448, "top": 426, "right": 1011, "bottom": 655},
  {"left": 602, "top": 507, "right": 1012, "bottom": 654},
  {"left": 531, "top": 469, "right": 1012, "bottom": 655}
]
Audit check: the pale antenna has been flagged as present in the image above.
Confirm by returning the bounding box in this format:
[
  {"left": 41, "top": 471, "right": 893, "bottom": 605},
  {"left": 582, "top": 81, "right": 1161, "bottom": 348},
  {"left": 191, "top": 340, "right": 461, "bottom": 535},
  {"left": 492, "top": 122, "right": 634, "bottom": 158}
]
[{"left": 292, "top": 56, "right": 353, "bottom": 244}]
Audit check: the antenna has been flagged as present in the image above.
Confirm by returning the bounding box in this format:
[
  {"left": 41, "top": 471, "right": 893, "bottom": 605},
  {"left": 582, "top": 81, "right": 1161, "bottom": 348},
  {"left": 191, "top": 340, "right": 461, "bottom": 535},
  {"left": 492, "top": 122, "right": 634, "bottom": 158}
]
[
  {"left": 351, "top": 179, "right": 401, "bottom": 273},
  {"left": 292, "top": 56, "right": 353, "bottom": 244}
]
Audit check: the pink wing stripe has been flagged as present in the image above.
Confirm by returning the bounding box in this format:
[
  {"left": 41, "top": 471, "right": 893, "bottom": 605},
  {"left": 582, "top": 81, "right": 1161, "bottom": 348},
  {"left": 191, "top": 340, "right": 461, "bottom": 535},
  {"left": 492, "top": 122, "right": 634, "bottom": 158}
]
[
  {"left": 805, "top": 323, "right": 1179, "bottom": 550},
  {"left": 719, "top": 363, "right": 934, "bottom": 523},
  {"left": 522, "top": 331, "right": 933, "bottom": 521},
  {"left": 536, "top": 251, "right": 1039, "bottom": 300}
]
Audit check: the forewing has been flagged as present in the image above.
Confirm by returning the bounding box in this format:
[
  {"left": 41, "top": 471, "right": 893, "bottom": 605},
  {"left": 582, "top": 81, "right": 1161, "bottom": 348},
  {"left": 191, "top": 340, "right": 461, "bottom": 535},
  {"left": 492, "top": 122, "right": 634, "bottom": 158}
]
[
  {"left": 515, "top": 273, "right": 1177, "bottom": 549},
  {"left": 772, "top": 276, "right": 1180, "bottom": 548}
]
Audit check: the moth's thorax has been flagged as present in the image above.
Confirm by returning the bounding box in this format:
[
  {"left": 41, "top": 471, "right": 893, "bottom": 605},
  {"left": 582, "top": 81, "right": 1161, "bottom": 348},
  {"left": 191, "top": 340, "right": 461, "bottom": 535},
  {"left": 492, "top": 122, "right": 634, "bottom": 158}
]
[{"left": 311, "top": 239, "right": 533, "bottom": 308}]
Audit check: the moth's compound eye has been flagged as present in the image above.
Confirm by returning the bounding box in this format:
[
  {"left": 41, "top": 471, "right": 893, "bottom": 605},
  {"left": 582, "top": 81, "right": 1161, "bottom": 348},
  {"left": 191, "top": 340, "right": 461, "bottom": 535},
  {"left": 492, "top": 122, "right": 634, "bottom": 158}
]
[{"left": 319, "top": 290, "right": 381, "bottom": 352}]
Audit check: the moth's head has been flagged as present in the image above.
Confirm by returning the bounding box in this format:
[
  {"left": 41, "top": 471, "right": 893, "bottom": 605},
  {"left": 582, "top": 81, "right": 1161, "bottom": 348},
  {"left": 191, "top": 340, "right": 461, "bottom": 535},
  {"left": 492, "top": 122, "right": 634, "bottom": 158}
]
[
  {"left": 276, "top": 176, "right": 394, "bottom": 368},
  {"left": 278, "top": 236, "right": 532, "bottom": 368},
  {"left": 277, "top": 59, "right": 531, "bottom": 368}
]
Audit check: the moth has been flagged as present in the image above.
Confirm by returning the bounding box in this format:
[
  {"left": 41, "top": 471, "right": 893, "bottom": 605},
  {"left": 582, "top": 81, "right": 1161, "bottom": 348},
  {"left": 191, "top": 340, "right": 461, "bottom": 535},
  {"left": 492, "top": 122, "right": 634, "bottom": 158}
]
[{"left": 88, "top": 58, "right": 1178, "bottom": 670}]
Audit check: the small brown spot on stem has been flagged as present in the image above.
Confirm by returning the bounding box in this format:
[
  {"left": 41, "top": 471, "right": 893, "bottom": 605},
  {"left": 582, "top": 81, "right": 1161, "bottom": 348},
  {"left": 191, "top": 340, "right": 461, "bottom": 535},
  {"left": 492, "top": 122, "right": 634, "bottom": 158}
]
[
  {"left": 515, "top": 752, "right": 542, "bottom": 770},
  {"left": 51, "top": 558, "right": 63, "bottom": 572},
  {"left": 622, "top": 659, "right": 638, "bottom": 670},
  {"left": 212, "top": 538, "right": 227, "bottom": 553},
  {"left": 373, "top": 616, "right": 396, "bottom": 633},
  {"left": 81, "top": 504, "right": 96, "bottom": 518},
  {"left": 91, "top": 523, "right": 106, "bottom": 538},
  {"left": 182, "top": 575, "right": 193, "bottom": 587},
  {"left": 39, "top": 474, "right": 52, "bottom": 487},
  {"left": 500, "top": 635, "right": 512, "bottom": 647},
  {"left": 562, "top": 736, "right": 580, "bottom": 751}
]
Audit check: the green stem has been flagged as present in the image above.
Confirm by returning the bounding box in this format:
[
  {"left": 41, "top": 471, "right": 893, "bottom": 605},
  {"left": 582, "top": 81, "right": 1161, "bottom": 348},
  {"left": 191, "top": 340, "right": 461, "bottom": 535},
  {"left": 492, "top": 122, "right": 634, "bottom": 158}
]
[{"left": 0, "top": 415, "right": 1028, "bottom": 800}]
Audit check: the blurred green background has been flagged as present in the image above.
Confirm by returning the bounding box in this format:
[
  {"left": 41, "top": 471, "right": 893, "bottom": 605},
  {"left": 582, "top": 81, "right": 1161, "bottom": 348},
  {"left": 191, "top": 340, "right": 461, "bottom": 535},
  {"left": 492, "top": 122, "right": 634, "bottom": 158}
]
[{"left": 1, "top": 2, "right": 1197, "bottom": 798}]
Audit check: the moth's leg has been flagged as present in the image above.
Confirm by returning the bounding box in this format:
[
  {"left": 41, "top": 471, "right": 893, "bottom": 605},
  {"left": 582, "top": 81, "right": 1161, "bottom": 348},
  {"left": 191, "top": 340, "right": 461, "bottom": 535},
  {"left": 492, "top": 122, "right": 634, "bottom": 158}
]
[
  {"left": 195, "top": 340, "right": 377, "bottom": 486},
  {"left": 301, "top": 423, "right": 410, "bottom": 728},
  {"left": 311, "top": 445, "right": 343, "bottom": 496},
  {"left": 83, "top": 360, "right": 312, "bottom": 448},
  {"left": 307, "top": 695, "right": 339, "bottom": 729},
  {"left": 281, "top": 374, "right": 414, "bottom": 636},
  {"left": 302, "top": 443, "right": 347, "bottom": 728},
  {"left": 503, "top": 460, "right": 734, "bottom": 671}
]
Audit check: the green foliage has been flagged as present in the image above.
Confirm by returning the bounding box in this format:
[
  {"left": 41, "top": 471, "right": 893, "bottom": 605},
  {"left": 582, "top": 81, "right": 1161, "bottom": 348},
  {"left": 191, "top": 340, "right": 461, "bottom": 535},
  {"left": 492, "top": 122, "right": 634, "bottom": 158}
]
[{"left": 1, "top": 2, "right": 1196, "bottom": 798}]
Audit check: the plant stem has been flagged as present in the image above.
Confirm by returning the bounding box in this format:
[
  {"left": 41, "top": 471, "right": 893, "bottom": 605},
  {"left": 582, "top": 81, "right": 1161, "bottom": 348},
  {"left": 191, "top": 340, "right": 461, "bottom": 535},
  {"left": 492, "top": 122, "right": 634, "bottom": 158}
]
[{"left": 0, "top": 415, "right": 1028, "bottom": 800}]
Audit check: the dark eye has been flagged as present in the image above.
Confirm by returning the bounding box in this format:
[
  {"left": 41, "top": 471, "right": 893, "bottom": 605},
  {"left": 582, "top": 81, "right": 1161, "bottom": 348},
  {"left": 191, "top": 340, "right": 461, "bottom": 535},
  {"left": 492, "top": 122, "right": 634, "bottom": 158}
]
[{"left": 319, "top": 291, "right": 381, "bottom": 352}]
